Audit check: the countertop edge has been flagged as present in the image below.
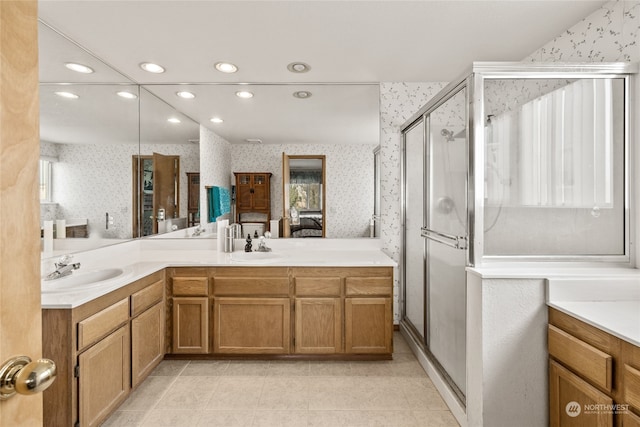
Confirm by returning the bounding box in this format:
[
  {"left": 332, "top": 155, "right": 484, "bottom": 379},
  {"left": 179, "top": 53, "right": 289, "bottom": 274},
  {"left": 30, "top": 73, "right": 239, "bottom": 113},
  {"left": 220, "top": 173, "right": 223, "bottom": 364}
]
[{"left": 547, "top": 301, "right": 640, "bottom": 347}]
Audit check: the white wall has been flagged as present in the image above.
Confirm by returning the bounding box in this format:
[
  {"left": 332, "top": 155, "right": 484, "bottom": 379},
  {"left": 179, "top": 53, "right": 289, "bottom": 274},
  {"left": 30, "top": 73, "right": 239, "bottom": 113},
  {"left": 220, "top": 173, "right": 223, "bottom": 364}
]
[{"left": 231, "top": 142, "right": 377, "bottom": 238}]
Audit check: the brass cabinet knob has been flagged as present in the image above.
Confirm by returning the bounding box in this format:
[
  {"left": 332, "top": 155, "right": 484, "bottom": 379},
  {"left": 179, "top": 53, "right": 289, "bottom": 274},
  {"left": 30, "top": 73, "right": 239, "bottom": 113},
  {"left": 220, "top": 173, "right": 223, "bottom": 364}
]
[{"left": 0, "top": 356, "right": 57, "bottom": 400}]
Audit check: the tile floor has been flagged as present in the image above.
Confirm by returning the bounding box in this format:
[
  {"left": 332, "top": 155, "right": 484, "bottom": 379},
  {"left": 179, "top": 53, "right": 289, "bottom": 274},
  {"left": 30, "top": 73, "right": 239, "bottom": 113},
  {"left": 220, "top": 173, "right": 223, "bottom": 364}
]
[{"left": 103, "top": 332, "right": 460, "bottom": 427}]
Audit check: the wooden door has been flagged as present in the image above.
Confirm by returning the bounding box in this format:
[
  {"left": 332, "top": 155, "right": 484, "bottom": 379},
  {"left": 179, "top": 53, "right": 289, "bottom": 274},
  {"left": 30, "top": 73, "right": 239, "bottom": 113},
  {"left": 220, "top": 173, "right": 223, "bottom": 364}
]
[
  {"left": 214, "top": 298, "right": 290, "bottom": 354},
  {"left": 172, "top": 297, "right": 209, "bottom": 354},
  {"left": 131, "top": 302, "right": 164, "bottom": 387},
  {"left": 344, "top": 297, "right": 393, "bottom": 354},
  {"left": 295, "top": 298, "right": 342, "bottom": 354},
  {"left": 549, "top": 359, "right": 613, "bottom": 427},
  {"left": 0, "top": 2, "right": 44, "bottom": 425},
  {"left": 282, "top": 153, "right": 291, "bottom": 237},
  {"left": 236, "top": 173, "right": 253, "bottom": 210},
  {"left": 152, "top": 153, "right": 179, "bottom": 233},
  {"left": 79, "top": 326, "right": 130, "bottom": 427},
  {"left": 251, "top": 174, "right": 269, "bottom": 210}
]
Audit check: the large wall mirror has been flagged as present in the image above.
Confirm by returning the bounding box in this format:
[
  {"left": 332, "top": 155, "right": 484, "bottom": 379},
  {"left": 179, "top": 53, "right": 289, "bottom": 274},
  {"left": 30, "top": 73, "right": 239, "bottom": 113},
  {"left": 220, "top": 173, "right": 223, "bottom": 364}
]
[
  {"left": 39, "top": 19, "right": 380, "bottom": 253},
  {"left": 39, "top": 21, "right": 199, "bottom": 257}
]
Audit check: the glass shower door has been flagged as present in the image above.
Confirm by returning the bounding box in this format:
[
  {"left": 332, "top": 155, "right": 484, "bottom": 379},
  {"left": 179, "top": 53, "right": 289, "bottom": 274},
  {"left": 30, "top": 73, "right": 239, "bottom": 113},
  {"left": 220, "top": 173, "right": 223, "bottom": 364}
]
[
  {"left": 403, "top": 119, "right": 425, "bottom": 339},
  {"left": 424, "top": 88, "right": 468, "bottom": 399}
]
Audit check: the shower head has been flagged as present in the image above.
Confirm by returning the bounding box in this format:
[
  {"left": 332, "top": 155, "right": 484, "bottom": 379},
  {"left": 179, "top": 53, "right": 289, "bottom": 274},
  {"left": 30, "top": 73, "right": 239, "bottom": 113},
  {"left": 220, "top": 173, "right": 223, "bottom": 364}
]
[{"left": 441, "top": 128, "right": 455, "bottom": 142}]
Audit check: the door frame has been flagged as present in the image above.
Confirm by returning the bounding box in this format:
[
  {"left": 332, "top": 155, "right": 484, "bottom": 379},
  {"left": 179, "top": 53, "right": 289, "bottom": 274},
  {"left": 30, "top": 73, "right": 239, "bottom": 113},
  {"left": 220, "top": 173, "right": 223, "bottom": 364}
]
[{"left": 282, "top": 153, "right": 326, "bottom": 238}]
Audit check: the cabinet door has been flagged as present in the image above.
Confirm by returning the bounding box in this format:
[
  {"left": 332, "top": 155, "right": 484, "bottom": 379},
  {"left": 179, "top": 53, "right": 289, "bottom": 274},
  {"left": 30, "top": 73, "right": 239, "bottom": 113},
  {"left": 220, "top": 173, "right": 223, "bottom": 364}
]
[
  {"left": 172, "top": 297, "right": 209, "bottom": 354},
  {"left": 251, "top": 174, "right": 270, "bottom": 210},
  {"left": 236, "top": 174, "right": 253, "bottom": 210},
  {"left": 79, "top": 325, "right": 130, "bottom": 427},
  {"left": 345, "top": 297, "right": 392, "bottom": 354},
  {"left": 295, "top": 298, "right": 342, "bottom": 354},
  {"left": 132, "top": 301, "right": 164, "bottom": 387},
  {"left": 214, "top": 297, "right": 290, "bottom": 354},
  {"left": 622, "top": 411, "right": 640, "bottom": 427},
  {"left": 549, "top": 359, "right": 613, "bottom": 427}
]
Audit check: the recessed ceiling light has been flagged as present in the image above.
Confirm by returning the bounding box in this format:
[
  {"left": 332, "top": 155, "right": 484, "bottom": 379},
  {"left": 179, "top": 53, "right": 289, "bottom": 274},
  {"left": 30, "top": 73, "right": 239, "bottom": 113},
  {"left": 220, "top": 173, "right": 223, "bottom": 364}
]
[
  {"left": 140, "top": 62, "right": 165, "bottom": 73},
  {"left": 210, "top": 117, "right": 224, "bottom": 124},
  {"left": 215, "top": 62, "right": 238, "bottom": 73},
  {"left": 65, "top": 62, "right": 94, "bottom": 74},
  {"left": 55, "top": 91, "right": 79, "bottom": 99},
  {"left": 236, "top": 91, "right": 254, "bottom": 99},
  {"left": 117, "top": 91, "right": 138, "bottom": 99},
  {"left": 293, "top": 91, "right": 312, "bottom": 99},
  {"left": 176, "top": 91, "right": 196, "bottom": 99},
  {"left": 167, "top": 117, "right": 181, "bottom": 124},
  {"left": 287, "top": 62, "right": 310, "bottom": 73},
  {"left": 245, "top": 138, "right": 263, "bottom": 144}
]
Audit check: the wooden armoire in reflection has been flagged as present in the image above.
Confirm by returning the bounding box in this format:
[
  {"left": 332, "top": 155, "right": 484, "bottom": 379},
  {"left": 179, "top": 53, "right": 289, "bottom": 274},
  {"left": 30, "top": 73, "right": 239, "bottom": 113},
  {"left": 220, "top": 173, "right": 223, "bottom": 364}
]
[{"left": 132, "top": 153, "right": 180, "bottom": 237}]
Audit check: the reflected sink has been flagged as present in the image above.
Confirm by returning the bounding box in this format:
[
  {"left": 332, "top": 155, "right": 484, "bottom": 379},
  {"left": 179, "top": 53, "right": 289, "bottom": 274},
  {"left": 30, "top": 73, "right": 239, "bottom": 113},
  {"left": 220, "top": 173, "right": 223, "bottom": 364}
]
[
  {"left": 229, "top": 251, "right": 283, "bottom": 264},
  {"left": 42, "top": 268, "right": 124, "bottom": 293}
]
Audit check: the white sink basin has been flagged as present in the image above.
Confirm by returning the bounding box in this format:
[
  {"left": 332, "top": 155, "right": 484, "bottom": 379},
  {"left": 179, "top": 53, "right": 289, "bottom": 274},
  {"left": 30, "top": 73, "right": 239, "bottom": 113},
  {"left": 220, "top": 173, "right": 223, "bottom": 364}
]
[
  {"left": 229, "top": 251, "right": 283, "bottom": 264},
  {"left": 42, "top": 268, "right": 124, "bottom": 293}
]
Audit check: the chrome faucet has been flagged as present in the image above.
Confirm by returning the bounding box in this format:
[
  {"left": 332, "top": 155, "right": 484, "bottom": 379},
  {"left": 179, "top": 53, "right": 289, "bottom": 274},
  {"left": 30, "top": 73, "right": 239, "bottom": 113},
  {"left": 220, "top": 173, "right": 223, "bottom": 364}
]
[
  {"left": 224, "top": 223, "right": 243, "bottom": 253},
  {"left": 45, "top": 255, "right": 80, "bottom": 281},
  {"left": 256, "top": 236, "right": 272, "bottom": 252},
  {"left": 191, "top": 224, "right": 204, "bottom": 236},
  {"left": 228, "top": 223, "right": 242, "bottom": 238}
]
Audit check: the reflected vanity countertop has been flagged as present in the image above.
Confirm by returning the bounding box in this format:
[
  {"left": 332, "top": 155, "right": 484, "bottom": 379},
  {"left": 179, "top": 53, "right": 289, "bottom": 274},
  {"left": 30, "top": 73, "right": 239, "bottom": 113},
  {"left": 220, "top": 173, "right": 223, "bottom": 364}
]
[
  {"left": 41, "top": 238, "right": 397, "bottom": 309},
  {"left": 546, "top": 276, "right": 640, "bottom": 347}
]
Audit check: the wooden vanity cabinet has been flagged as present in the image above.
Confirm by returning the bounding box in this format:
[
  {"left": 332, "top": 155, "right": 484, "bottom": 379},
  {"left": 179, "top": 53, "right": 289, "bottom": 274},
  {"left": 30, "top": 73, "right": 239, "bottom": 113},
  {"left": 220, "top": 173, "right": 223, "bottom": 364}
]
[
  {"left": 293, "top": 274, "right": 342, "bottom": 354},
  {"left": 131, "top": 280, "right": 165, "bottom": 387},
  {"left": 42, "top": 270, "right": 165, "bottom": 427},
  {"left": 292, "top": 267, "right": 393, "bottom": 355},
  {"left": 213, "top": 267, "right": 290, "bottom": 354},
  {"left": 548, "top": 307, "right": 640, "bottom": 427},
  {"left": 167, "top": 269, "right": 210, "bottom": 354},
  {"left": 79, "top": 325, "right": 130, "bottom": 427},
  {"left": 344, "top": 273, "right": 393, "bottom": 354}
]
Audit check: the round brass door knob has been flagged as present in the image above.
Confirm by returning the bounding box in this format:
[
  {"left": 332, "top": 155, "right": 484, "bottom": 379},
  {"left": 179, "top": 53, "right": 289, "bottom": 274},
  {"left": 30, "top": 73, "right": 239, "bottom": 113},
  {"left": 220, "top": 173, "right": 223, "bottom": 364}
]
[{"left": 0, "top": 356, "right": 57, "bottom": 400}]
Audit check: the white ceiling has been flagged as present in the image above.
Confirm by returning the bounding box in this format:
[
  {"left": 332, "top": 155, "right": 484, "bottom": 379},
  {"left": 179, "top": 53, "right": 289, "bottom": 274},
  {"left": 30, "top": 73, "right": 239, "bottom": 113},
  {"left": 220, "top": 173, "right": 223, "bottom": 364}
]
[{"left": 38, "top": 0, "right": 607, "bottom": 145}]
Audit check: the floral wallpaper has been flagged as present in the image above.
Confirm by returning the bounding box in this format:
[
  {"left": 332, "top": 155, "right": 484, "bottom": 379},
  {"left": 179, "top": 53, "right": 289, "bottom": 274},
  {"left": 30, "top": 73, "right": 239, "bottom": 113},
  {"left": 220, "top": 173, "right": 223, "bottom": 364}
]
[
  {"left": 525, "top": 1, "right": 640, "bottom": 63},
  {"left": 40, "top": 140, "right": 199, "bottom": 239},
  {"left": 230, "top": 142, "right": 377, "bottom": 238}
]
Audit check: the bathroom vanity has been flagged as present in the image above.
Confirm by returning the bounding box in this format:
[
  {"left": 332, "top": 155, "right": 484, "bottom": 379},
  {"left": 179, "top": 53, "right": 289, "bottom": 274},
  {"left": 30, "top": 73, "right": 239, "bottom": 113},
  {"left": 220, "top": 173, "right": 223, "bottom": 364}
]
[
  {"left": 547, "top": 278, "right": 640, "bottom": 427},
  {"left": 40, "top": 238, "right": 395, "bottom": 427}
]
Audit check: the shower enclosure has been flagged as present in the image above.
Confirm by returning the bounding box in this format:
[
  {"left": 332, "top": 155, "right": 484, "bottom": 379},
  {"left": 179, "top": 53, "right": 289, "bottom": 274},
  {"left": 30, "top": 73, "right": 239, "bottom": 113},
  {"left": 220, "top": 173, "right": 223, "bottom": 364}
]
[{"left": 401, "top": 62, "right": 635, "bottom": 407}]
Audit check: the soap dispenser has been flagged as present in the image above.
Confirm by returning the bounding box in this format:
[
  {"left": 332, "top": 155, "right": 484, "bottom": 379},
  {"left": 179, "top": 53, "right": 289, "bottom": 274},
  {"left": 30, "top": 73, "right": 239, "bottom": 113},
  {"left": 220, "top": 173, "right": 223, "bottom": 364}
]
[{"left": 244, "top": 234, "right": 253, "bottom": 252}]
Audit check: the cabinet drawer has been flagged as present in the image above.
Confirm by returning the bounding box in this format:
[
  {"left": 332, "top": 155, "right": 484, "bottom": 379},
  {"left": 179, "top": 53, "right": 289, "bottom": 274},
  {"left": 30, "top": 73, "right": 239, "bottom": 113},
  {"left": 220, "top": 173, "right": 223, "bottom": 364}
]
[
  {"left": 214, "top": 277, "right": 289, "bottom": 296},
  {"left": 172, "top": 277, "right": 208, "bottom": 296},
  {"left": 625, "top": 364, "right": 640, "bottom": 411},
  {"left": 345, "top": 277, "right": 392, "bottom": 296},
  {"left": 295, "top": 277, "right": 341, "bottom": 296},
  {"left": 78, "top": 298, "right": 129, "bottom": 351},
  {"left": 548, "top": 325, "right": 612, "bottom": 391},
  {"left": 131, "top": 279, "right": 164, "bottom": 316}
]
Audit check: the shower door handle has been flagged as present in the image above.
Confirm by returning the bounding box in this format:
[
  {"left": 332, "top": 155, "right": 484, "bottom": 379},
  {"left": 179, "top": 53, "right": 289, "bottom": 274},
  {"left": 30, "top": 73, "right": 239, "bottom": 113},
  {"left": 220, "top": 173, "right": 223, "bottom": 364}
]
[{"left": 421, "top": 227, "right": 467, "bottom": 250}]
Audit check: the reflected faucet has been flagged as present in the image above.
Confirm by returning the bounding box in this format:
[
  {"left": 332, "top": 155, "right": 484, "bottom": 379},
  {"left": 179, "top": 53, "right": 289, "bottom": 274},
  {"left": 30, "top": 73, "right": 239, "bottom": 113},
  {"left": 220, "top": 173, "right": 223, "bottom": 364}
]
[
  {"left": 45, "top": 254, "right": 80, "bottom": 281},
  {"left": 370, "top": 214, "right": 381, "bottom": 238}
]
